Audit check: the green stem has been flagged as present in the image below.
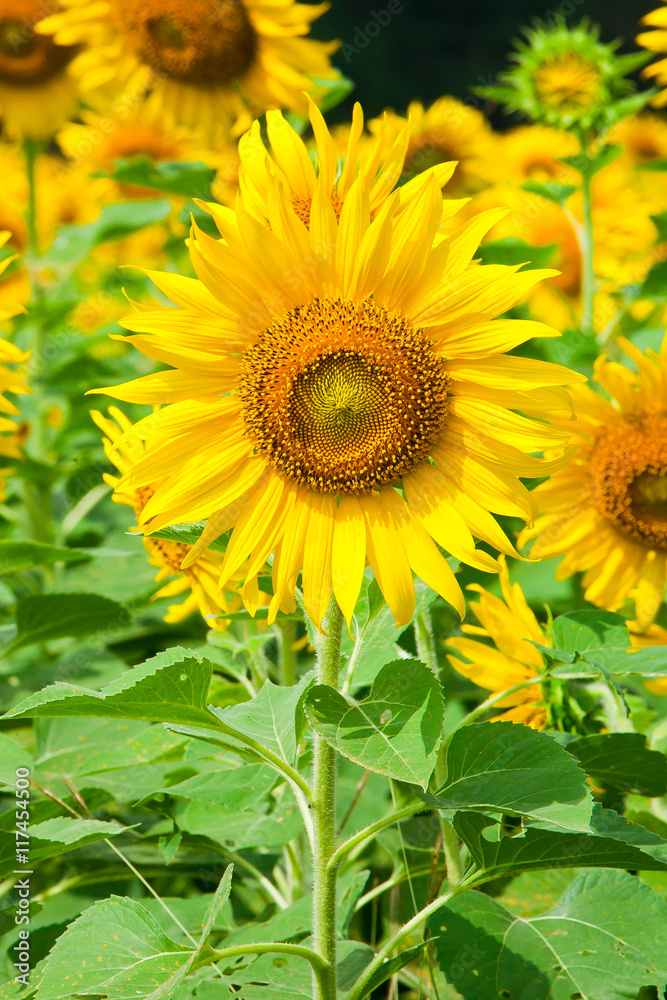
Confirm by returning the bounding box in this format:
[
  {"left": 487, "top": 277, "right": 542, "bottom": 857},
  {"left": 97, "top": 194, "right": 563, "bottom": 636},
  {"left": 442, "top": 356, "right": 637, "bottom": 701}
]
[
  {"left": 209, "top": 941, "right": 329, "bottom": 979},
  {"left": 328, "top": 803, "right": 426, "bottom": 874},
  {"left": 279, "top": 618, "right": 297, "bottom": 686},
  {"left": 345, "top": 879, "right": 475, "bottom": 1000},
  {"left": 415, "top": 610, "right": 438, "bottom": 675},
  {"left": 24, "top": 138, "right": 39, "bottom": 258},
  {"left": 312, "top": 596, "right": 344, "bottom": 1000},
  {"left": 580, "top": 166, "right": 595, "bottom": 335},
  {"left": 440, "top": 818, "right": 463, "bottom": 886}
]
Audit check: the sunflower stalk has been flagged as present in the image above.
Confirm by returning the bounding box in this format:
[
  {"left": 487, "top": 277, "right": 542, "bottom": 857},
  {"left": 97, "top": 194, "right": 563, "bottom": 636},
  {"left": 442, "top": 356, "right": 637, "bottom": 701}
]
[
  {"left": 311, "top": 596, "right": 345, "bottom": 1000},
  {"left": 580, "top": 161, "right": 596, "bottom": 335}
]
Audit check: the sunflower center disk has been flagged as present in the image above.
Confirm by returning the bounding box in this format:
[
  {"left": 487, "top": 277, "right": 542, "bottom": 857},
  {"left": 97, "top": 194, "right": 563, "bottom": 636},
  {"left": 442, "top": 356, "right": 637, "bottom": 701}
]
[
  {"left": 239, "top": 298, "right": 449, "bottom": 494},
  {"left": 0, "top": 7, "right": 76, "bottom": 85},
  {"left": 589, "top": 413, "right": 667, "bottom": 550},
  {"left": 112, "top": 0, "right": 257, "bottom": 86},
  {"left": 533, "top": 53, "right": 601, "bottom": 110}
]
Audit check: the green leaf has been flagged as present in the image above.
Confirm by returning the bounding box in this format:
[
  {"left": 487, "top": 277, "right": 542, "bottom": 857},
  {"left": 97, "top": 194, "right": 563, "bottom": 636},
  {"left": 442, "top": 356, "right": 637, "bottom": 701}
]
[
  {"left": 455, "top": 812, "right": 667, "bottom": 880},
  {"left": 5, "top": 593, "right": 129, "bottom": 653},
  {"left": 304, "top": 659, "right": 444, "bottom": 788},
  {"left": 0, "top": 817, "right": 131, "bottom": 879},
  {"left": 520, "top": 180, "right": 577, "bottom": 205},
  {"left": 429, "top": 869, "right": 667, "bottom": 1000},
  {"left": 313, "top": 70, "right": 355, "bottom": 113},
  {"left": 551, "top": 609, "right": 629, "bottom": 654},
  {"left": 41, "top": 200, "right": 171, "bottom": 273},
  {"left": 424, "top": 722, "right": 592, "bottom": 831},
  {"left": 579, "top": 644, "right": 667, "bottom": 678},
  {"left": 35, "top": 896, "right": 192, "bottom": 999},
  {"left": 0, "top": 732, "right": 34, "bottom": 787},
  {"left": 567, "top": 733, "right": 667, "bottom": 797},
  {"left": 640, "top": 259, "right": 667, "bottom": 300},
  {"left": 477, "top": 237, "right": 558, "bottom": 269},
  {"left": 178, "top": 797, "right": 301, "bottom": 851},
  {"left": 352, "top": 940, "right": 432, "bottom": 1000},
  {"left": 590, "top": 804, "right": 667, "bottom": 860},
  {"left": 162, "top": 762, "right": 277, "bottom": 806},
  {"left": 560, "top": 144, "right": 623, "bottom": 177},
  {"left": 99, "top": 157, "right": 216, "bottom": 199},
  {"left": 210, "top": 672, "right": 314, "bottom": 766},
  {"left": 0, "top": 540, "right": 91, "bottom": 575},
  {"left": 2, "top": 647, "right": 218, "bottom": 727}
]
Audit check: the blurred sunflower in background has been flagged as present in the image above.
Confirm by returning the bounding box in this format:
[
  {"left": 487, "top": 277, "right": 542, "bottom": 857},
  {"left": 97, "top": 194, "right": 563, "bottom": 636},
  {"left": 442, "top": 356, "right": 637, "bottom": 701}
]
[
  {"left": 369, "top": 96, "right": 497, "bottom": 196},
  {"left": 92, "top": 408, "right": 265, "bottom": 627},
  {"left": 89, "top": 119, "right": 584, "bottom": 631},
  {"left": 0, "top": 233, "right": 29, "bottom": 500},
  {"left": 638, "top": 2, "right": 667, "bottom": 108},
  {"left": 0, "top": 0, "right": 79, "bottom": 141},
  {"left": 522, "top": 335, "right": 667, "bottom": 634},
  {"left": 447, "top": 557, "right": 547, "bottom": 729},
  {"left": 39, "top": 0, "right": 339, "bottom": 139}
]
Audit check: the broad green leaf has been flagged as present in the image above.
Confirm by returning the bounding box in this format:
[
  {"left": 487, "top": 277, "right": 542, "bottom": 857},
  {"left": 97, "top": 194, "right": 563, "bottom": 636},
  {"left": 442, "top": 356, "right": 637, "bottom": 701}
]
[
  {"left": 589, "top": 804, "right": 667, "bottom": 860},
  {"left": 3, "top": 647, "right": 218, "bottom": 728},
  {"left": 210, "top": 672, "right": 314, "bottom": 766},
  {"left": 455, "top": 812, "right": 667, "bottom": 880},
  {"left": 5, "top": 593, "right": 129, "bottom": 653},
  {"left": 41, "top": 200, "right": 171, "bottom": 273},
  {"left": 425, "top": 722, "right": 592, "bottom": 831},
  {"left": 305, "top": 659, "right": 444, "bottom": 788},
  {"left": 178, "top": 797, "right": 301, "bottom": 851},
  {"left": 0, "top": 540, "right": 91, "bottom": 575},
  {"left": 35, "top": 896, "right": 192, "bottom": 1000},
  {"left": 162, "top": 762, "right": 277, "bottom": 806},
  {"left": 0, "top": 817, "right": 130, "bottom": 879},
  {"left": 551, "top": 609, "right": 629, "bottom": 654},
  {"left": 579, "top": 644, "right": 667, "bottom": 678},
  {"left": 477, "top": 237, "right": 557, "bottom": 269},
  {"left": 567, "top": 733, "right": 667, "bottom": 797},
  {"left": 430, "top": 869, "right": 667, "bottom": 1000},
  {"left": 99, "top": 157, "right": 216, "bottom": 199},
  {"left": 640, "top": 259, "right": 667, "bottom": 300},
  {"left": 520, "top": 180, "right": 576, "bottom": 205},
  {"left": 0, "top": 732, "right": 34, "bottom": 787}
]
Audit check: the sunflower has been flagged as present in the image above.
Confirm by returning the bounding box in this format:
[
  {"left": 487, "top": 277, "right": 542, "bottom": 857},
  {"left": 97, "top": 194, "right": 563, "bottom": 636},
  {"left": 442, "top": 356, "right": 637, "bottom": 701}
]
[
  {"left": 368, "top": 97, "right": 497, "bottom": 196},
  {"left": 479, "top": 18, "right": 647, "bottom": 132},
  {"left": 0, "top": 232, "right": 29, "bottom": 499},
  {"left": 522, "top": 335, "right": 667, "bottom": 630},
  {"left": 87, "top": 137, "right": 585, "bottom": 630},
  {"left": 92, "top": 408, "right": 264, "bottom": 628},
  {"left": 0, "top": 0, "right": 79, "bottom": 142},
  {"left": 499, "top": 125, "right": 579, "bottom": 186},
  {"left": 237, "top": 99, "right": 464, "bottom": 230},
  {"left": 39, "top": 0, "right": 339, "bottom": 140},
  {"left": 610, "top": 112, "right": 667, "bottom": 165},
  {"left": 447, "top": 558, "right": 548, "bottom": 728},
  {"left": 638, "top": 3, "right": 667, "bottom": 108}
]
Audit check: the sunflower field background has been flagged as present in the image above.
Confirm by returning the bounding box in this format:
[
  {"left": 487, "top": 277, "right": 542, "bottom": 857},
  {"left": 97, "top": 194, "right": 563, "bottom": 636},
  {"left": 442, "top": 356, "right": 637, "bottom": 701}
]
[{"left": 3, "top": 0, "right": 667, "bottom": 998}]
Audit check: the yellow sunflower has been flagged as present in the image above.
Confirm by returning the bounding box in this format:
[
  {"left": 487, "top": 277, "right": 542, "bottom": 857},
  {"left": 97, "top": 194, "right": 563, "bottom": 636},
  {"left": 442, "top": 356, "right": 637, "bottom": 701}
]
[
  {"left": 447, "top": 557, "right": 547, "bottom": 729},
  {"left": 638, "top": 3, "right": 667, "bottom": 108},
  {"left": 0, "top": 0, "right": 79, "bottom": 142},
  {"left": 236, "top": 98, "right": 464, "bottom": 229},
  {"left": 368, "top": 97, "right": 498, "bottom": 196},
  {"left": 610, "top": 112, "right": 667, "bottom": 166},
  {"left": 0, "top": 232, "right": 29, "bottom": 499},
  {"left": 499, "top": 125, "right": 579, "bottom": 186},
  {"left": 522, "top": 335, "right": 667, "bottom": 631},
  {"left": 39, "top": 0, "right": 338, "bottom": 140},
  {"left": 88, "top": 135, "right": 584, "bottom": 631},
  {"left": 92, "top": 408, "right": 265, "bottom": 627}
]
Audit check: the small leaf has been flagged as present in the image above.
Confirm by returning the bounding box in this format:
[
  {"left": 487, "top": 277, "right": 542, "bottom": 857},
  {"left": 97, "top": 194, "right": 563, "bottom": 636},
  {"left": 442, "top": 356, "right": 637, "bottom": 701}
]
[
  {"left": 551, "top": 609, "right": 629, "bottom": 654},
  {"left": 430, "top": 869, "right": 667, "bottom": 1000},
  {"left": 305, "top": 659, "right": 444, "bottom": 788},
  {"left": 456, "top": 812, "right": 667, "bottom": 880},
  {"left": 0, "top": 816, "right": 131, "bottom": 879},
  {"left": 560, "top": 144, "right": 623, "bottom": 176},
  {"left": 5, "top": 593, "right": 129, "bottom": 652},
  {"left": 0, "top": 540, "right": 91, "bottom": 575},
  {"left": 478, "top": 237, "right": 558, "bottom": 269},
  {"left": 567, "top": 733, "right": 667, "bottom": 797},
  {"left": 99, "top": 157, "right": 216, "bottom": 199},
  {"left": 580, "top": 644, "right": 667, "bottom": 678},
  {"left": 2, "top": 647, "right": 217, "bottom": 727},
  {"left": 424, "top": 722, "right": 592, "bottom": 831},
  {"left": 521, "top": 180, "right": 577, "bottom": 205}
]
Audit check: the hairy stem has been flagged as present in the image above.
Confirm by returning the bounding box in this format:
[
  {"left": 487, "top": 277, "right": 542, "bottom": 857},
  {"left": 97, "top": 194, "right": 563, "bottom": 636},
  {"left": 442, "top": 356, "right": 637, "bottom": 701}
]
[
  {"left": 440, "top": 818, "right": 463, "bottom": 886},
  {"left": 312, "top": 596, "right": 344, "bottom": 1000},
  {"left": 279, "top": 618, "right": 298, "bottom": 686}
]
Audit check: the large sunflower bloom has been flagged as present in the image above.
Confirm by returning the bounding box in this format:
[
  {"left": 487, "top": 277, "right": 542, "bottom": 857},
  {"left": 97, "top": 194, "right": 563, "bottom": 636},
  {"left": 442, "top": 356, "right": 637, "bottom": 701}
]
[
  {"left": 368, "top": 97, "right": 497, "bottom": 196},
  {"left": 92, "top": 408, "right": 260, "bottom": 628},
  {"left": 39, "top": 0, "right": 339, "bottom": 139},
  {"left": 447, "top": 558, "right": 547, "bottom": 729},
  {"left": 89, "top": 158, "right": 583, "bottom": 631},
  {"left": 237, "top": 99, "right": 464, "bottom": 230},
  {"left": 522, "top": 335, "right": 667, "bottom": 630},
  {"left": 638, "top": 3, "right": 667, "bottom": 108},
  {"left": 0, "top": 1, "right": 79, "bottom": 142}
]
